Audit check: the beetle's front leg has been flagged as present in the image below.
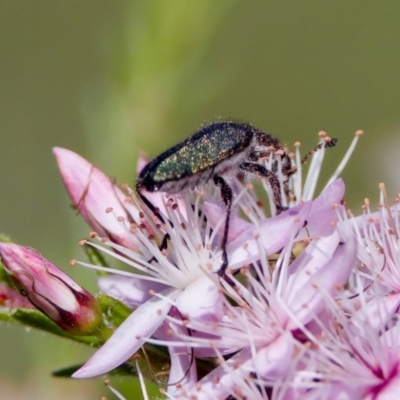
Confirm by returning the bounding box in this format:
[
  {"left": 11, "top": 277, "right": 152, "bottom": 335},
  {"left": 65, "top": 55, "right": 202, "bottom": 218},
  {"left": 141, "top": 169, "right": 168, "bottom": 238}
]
[
  {"left": 238, "top": 162, "right": 287, "bottom": 214},
  {"left": 136, "top": 182, "right": 171, "bottom": 263}
]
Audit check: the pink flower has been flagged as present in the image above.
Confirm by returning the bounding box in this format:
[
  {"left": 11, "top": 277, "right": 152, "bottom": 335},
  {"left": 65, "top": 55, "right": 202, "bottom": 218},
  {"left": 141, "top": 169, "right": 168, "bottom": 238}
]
[
  {"left": 0, "top": 243, "right": 101, "bottom": 335},
  {"left": 171, "top": 232, "right": 357, "bottom": 399},
  {"left": 72, "top": 193, "right": 318, "bottom": 379},
  {"left": 72, "top": 196, "right": 227, "bottom": 378},
  {"left": 297, "top": 285, "right": 400, "bottom": 400},
  {"left": 56, "top": 131, "right": 363, "bottom": 393}
]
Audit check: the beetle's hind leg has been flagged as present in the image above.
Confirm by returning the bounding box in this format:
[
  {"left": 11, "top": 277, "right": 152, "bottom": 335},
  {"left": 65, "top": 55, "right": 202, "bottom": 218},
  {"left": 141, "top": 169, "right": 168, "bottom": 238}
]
[{"left": 213, "top": 176, "right": 233, "bottom": 278}]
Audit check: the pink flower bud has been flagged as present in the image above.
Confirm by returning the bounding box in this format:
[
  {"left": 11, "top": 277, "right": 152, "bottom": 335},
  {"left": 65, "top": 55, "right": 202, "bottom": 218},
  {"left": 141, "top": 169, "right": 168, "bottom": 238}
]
[
  {"left": 53, "top": 147, "right": 139, "bottom": 249},
  {"left": 0, "top": 243, "right": 101, "bottom": 335}
]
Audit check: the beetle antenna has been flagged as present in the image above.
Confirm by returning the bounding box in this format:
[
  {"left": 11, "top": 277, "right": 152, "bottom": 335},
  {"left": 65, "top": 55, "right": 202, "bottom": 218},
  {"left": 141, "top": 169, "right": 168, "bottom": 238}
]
[{"left": 301, "top": 137, "right": 338, "bottom": 165}]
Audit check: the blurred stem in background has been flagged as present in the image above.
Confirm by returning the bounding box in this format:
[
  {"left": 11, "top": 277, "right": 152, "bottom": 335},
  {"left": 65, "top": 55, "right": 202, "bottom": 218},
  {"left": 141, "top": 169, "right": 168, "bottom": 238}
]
[
  {"left": 0, "top": 2, "right": 239, "bottom": 399},
  {"left": 84, "top": 1, "right": 237, "bottom": 179},
  {"left": 3, "top": 0, "right": 400, "bottom": 397}
]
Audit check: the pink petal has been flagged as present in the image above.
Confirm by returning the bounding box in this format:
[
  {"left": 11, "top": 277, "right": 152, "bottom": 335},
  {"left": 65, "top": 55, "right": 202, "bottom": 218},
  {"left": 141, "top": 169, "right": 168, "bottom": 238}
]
[
  {"left": 167, "top": 344, "right": 197, "bottom": 396},
  {"left": 53, "top": 147, "right": 136, "bottom": 249},
  {"left": 97, "top": 275, "right": 168, "bottom": 308},
  {"left": 364, "top": 375, "right": 400, "bottom": 400},
  {"left": 175, "top": 276, "right": 223, "bottom": 323},
  {"left": 185, "top": 348, "right": 252, "bottom": 400},
  {"left": 297, "top": 178, "right": 345, "bottom": 240},
  {"left": 154, "top": 321, "right": 198, "bottom": 395},
  {"left": 357, "top": 293, "right": 400, "bottom": 331},
  {"left": 286, "top": 233, "right": 340, "bottom": 299},
  {"left": 204, "top": 202, "right": 250, "bottom": 243},
  {"left": 287, "top": 233, "right": 357, "bottom": 328},
  {"left": 72, "top": 288, "right": 176, "bottom": 378},
  {"left": 254, "top": 334, "right": 294, "bottom": 379},
  {"left": 284, "top": 383, "right": 361, "bottom": 400},
  {"left": 227, "top": 201, "right": 312, "bottom": 270},
  {"left": 341, "top": 204, "right": 400, "bottom": 239}
]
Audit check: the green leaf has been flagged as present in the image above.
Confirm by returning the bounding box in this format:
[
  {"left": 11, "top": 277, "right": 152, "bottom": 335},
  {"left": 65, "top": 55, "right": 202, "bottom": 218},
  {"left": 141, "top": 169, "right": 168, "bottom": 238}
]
[
  {"left": 0, "top": 246, "right": 14, "bottom": 288},
  {"left": 0, "top": 307, "right": 102, "bottom": 346},
  {"left": 97, "top": 293, "right": 132, "bottom": 328},
  {"left": 0, "top": 263, "right": 14, "bottom": 287},
  {"left": 0, "top": 293, "right": 134, "bottom": 346},
  {"left": 52, "top": 362, "right": 136, "bottom": 378},
  {"left": 83, "top": 244, "right": 108, "bottom": 270}
]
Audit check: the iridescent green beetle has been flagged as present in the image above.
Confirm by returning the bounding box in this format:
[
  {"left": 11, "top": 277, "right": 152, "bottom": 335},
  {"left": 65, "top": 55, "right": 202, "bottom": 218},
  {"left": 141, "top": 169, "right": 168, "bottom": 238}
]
[{"left": 136, "top": 121, "right": 295, "bottom": 277}]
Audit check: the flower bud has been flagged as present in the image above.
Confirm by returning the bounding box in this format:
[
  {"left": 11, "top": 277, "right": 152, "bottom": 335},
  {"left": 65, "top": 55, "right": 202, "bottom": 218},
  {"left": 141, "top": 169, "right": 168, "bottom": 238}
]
[{"left": 0, "top": 243, "right": 102, "bottom": 335}]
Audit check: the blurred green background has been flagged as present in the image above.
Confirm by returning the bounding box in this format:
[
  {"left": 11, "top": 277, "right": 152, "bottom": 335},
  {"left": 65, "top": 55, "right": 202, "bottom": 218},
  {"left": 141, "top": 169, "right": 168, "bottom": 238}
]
[{"left": 1, "top": 1, "right": 400, "bottom": 399}]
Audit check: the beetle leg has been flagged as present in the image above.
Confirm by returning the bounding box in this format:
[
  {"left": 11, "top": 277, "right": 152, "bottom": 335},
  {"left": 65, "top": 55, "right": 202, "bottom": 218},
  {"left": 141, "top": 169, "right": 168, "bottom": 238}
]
[
  {"left": 147, "top": 233, "right": 170, "bottom": 264},
  {"left": 213, "top": 175, "right": 233, "bottom": 277},
  {"left": 239, "top": 162, "right": 287, "bottom": 213},
  {"left": 136, "top": 182, "right": 166, "bottom": 224},
  {"left": 298, "top": 137, "right": 338, "bottom": 168},
  {"left": 136, "top": 182, "right": 171, "bottom": 263}
]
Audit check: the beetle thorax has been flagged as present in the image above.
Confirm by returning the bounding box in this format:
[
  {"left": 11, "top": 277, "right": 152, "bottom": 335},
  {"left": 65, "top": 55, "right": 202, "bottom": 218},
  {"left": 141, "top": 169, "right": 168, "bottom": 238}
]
[{"left": 249, "top": 131, "right": 283, "bottom": 160}]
